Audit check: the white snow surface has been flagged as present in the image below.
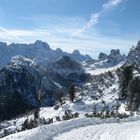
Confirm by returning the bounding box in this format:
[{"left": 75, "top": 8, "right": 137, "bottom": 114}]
[
  {"left": 84, "top": 62, "right": 123, "bottom": 75},
  {"left": 54, "top": 120, "right": 140, "bottom": 140},
  {"left": 2, "top": 118, "right": 140, "bottom": 140}
]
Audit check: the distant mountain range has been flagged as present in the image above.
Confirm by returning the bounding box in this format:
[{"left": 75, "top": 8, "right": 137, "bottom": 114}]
[
  {"left": 0, "top": 40, "right": 127, "bottom": 70},
  {"left": 0, "top": 40, "right": 92, "bottom": 69},
  {"left": 83, "top": 49, "right": 126, "bottom": 69}
]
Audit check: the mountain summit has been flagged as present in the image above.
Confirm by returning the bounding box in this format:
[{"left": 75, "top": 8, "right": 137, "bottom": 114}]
[
  {"left": 0, "top": 41, "right": 92, "bottom": 69},
  {"left": 126, "top": 40, "right": 140, "bottom": 66}
]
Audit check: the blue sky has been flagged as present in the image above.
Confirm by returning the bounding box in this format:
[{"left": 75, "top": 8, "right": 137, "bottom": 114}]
[{"left": 0, "top": 0, "right": 139, "bottom": 57}]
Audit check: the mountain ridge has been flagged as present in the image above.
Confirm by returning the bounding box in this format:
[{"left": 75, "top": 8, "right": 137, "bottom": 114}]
[{"left": 0, "top": 40, "right": 93, "bottom": 69}]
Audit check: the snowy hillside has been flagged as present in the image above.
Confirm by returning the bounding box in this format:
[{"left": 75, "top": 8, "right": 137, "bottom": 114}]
[
  {"left": 2, "top": 117, "right": 140, "bottom": 140},
  {"left": 0, "top": 64, "right": 136, "bottom": 139},
  {"left": 84, "top": 61, "right": 124, "bottom": 75},
  {"left": 54, "top": 119, "right": 140, "bottom": 140},
  {"left": 0, "top": 59, "right": 130, "bottom": 139},
  {"left": 1, "top": 40, "right": 140, "bottom": 140}
]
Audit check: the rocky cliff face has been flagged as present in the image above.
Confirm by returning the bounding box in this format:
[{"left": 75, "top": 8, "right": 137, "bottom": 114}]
[
  {"left": 98, "top": 52, "right": 108, "bottom": 60},
  {"left": 0, "top": 56, "right": 38, "bottom": 119},
  {"left": 125, "top": 40, "right": 140, "bottom": 68},
  {"left": 118, "top": 40, "right": 140, "bottom": 111},
  {"left": 0, "top": 54, "right": 89, "bottom": 120},
  {"left": 84, "top": 49, "right": 126, "bottom": 69},
  {"left": 107, "top": 49, "right": 126, "bottom": 66},
  {"left": 0, "top": 56, "right": 61, "bottom": 119},
  {"left": 70, "top": 50, "right": 92, "bottom": 62},
  {"left": 47, "top": 55, "right": 90, "bottom": 84},
  {"left": 50, "top": 56, "right": 84, "bottom": 74}
]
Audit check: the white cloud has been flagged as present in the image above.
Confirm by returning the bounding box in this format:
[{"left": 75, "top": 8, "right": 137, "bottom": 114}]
[
  {"left": 0, "top": 27, "right": 18, "bottom": 38},
  {"left": 0, "top": 27, "right": 55, "bottom": 43},
  {"left": 71, "top": 0, "right": 125, "bottom": 37},
  {"left": 71, "top": 13, "right": 99, "bottom": 37},
  {"left": 103, "top": 0, "right": 124, "bottom": 9}
]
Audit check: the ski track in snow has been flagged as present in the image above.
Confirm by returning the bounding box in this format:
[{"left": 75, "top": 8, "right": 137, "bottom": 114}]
[
  {"left": 2, "top": 118, "right": 140, "bottom": 140},
  {"left": 54, "top": 121, "right": 140, "bottom": 140}
]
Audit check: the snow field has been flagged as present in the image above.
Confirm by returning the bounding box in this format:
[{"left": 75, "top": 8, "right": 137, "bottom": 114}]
[{"left": 2, "top": 117, "right": 140, "bottom": 140}]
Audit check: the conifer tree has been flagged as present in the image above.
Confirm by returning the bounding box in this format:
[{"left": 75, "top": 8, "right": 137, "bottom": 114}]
[{"left": 69, "top": 84, "right": 75, "bottom": 102}]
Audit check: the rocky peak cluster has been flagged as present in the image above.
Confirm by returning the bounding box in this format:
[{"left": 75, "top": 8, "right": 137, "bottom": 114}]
[
  {"left": 98, "top": 52, "right": 108, "bottom": 60},
  {"left": 0, "top": 41, "right": 92, "bottom": 69},
  {"left": 126, "top": 40, "right": 140, "bottom": 67},
  {"left": 96, "top": 49, "right": 126, "bottom": 67},
  {"left": 98, "top": 49, "right": 125, "bottom": 61}
]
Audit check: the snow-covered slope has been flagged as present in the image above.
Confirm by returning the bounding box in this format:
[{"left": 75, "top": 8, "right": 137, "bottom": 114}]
[
  {"left": 84, "top": 62, "right": 123, "bottom": 75},
  {"left": 2, "top": 118, "right": 140, "bottom": 140},
  {"left": 54, "top": 120, "right": 140, "bottom": 140},
  {"left": 0, "top": 55, "right": 135, "bottom": 139}
]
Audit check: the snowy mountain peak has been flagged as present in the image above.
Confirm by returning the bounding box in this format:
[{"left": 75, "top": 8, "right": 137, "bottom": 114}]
[
  {"left": 98, "top": 49, "right": 122, "bottom": 61},
  {"left": 0, "top": 42, "right": 7, "bottom": 47},
  {"left": 107, "top": 49, "right": 126, "bottom": 66},
  {"left": 84, "top": 49, "right": 126, "bottom": 71},
  {"left": 56, "top": 55, "right": 82, "bottom": 71},
  {"left": 70, "top": 50, "right": 92, "bottom": 62},
  {"left": 10, "top": 55, "right": 36, "bottom": 67},
  {"left": 109, "top": 49, "right": 120, "bottom": 57},
  {"left": 134, "top": 40, "right": 140, "bottom": 52},
  {"left": 126, "top": 40, "right": 140, "bottom": 66},
  {"left": 137, "top": 40, "right": 140, "bottom": 47},
  {"left": 47, "top": 55, "right": 86, "bottom": 79},
  {"left": 0, "top": 41, "right": 94, "bottom": 69},
  {"left": 55, "top": 48, "right": 63, "bottom": 53},
  {"left": 34, "top": 40, "right": 51, "bottom": 50},
  {"left": 72, "top": 50, "right": 80, "bottom": 55},
  {"left": 98, "top": 52, "right": 108, "bottom": 60}
]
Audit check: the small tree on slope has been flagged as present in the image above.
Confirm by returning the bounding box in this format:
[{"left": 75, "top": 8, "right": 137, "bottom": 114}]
[{"left": 69, "top": 84, "right": 75, "bottom": 102}]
